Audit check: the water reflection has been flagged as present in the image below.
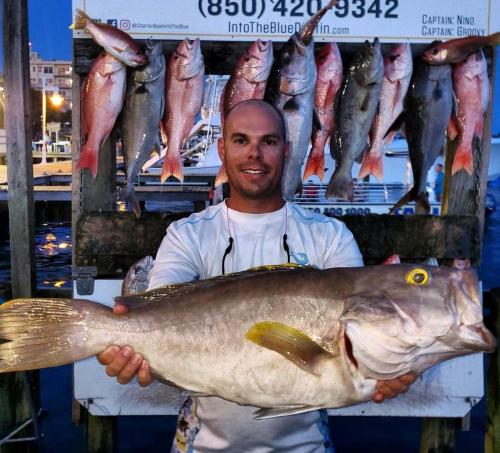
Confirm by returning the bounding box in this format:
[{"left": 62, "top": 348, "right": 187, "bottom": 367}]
[
  {"left": 0, "top": 221, "right": 73, "bottom": 302},
  {"left": 35, "top": 222, "right": 72, "bottom": 289}
]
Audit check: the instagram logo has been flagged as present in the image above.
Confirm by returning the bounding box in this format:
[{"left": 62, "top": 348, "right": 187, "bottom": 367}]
[{"left": 120, "top": 19, "right": 131, "bottom": 30}]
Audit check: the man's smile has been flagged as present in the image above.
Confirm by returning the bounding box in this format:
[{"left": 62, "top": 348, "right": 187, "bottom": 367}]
[{"left": 240, "top": 167, "right": 268, "bottom": 175}]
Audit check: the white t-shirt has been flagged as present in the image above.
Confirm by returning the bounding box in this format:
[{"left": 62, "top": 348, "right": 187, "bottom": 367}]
[{"left": 148, "top": 201, "right": 363, "bottom": 453}]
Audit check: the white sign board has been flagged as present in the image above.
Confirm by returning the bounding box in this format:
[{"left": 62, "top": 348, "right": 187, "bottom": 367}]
[
  {"left": 74, "top": 279, "right": 486, "bottom": 417},
  {"left": 72, "top": 0, "right": 499, "bottom": 42}
]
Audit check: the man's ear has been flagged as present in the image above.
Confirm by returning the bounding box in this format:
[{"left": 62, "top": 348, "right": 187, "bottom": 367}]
[
  {"left": 217, "top": 137, "right": 225, "bottom": 162},
  {"left": 284, "top": 141, "right": 290, "bottom": 160}
]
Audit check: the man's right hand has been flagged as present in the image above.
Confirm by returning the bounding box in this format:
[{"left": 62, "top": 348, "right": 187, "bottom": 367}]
[{"left": 96, "top": 304, "right": 154, "bottom": 387}]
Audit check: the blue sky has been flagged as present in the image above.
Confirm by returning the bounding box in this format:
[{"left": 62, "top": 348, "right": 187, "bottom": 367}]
[
  {"left": 0, "top": 1, "right": 498, "bottom": 135},
  {"left": 0, "top": 0, "right": 72, "bottom": 66},
  {"left": 28, "top": 0, "right": 72, "bottom": 60}
]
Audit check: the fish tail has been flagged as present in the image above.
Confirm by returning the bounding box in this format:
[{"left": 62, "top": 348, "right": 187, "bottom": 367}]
[
  {"left": 215, "top": 164, "right": 228, "bottom": 187},
  {"left": 451, "top": 145, "right": 473, "bottom": 176},
  {"left": 358, "top": 152, "right": 383, "bottom": 181},
  {"left": 325, "top": 169, "right": 354, "bottom": 201},
  {"left": 69, "top": 8, "right": 90, "bottom": 30},
  {"left": 160, "top": 154, "right": 184, "bottom": 183},
  {"left": 415, "top": 193, "right": 431, "bottom": 214},
  {"left": 389, "top": 188, "right": 430, "bottom": 215},
  {"left": 0, "top": 298, "right": 110, "bottom": 373},
  {"left": 76, "top": 145, "right": 98, "bottom": 178},
  {"left": 489, "top": 32, "right": 500, "bottom": 46},
  {"left": 126, "top": 183, "right": 142, "bottom": 218},
  {"left": 389, "top": 189, "right": 413, "bottom": 214},
  {"left": 303, "top": 152, "right": 325, "bottom": 182}
]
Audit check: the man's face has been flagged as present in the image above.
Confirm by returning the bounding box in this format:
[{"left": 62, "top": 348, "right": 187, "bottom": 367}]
[{"left": 218, "top": 102, "right": 288, "bottom": 201}]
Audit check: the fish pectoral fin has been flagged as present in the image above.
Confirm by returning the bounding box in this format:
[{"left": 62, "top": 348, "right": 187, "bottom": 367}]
[
  {"left": 283, "top": 97, "right": 299, "bottom": 111},
  {"left": 253, "top": 405, "right": 319, "bottom": 419},
  {"left": 384, "top": 112, "right": 405, "bottom": 140},
  {"left": 360, "top": 93, "right": 371, "bottom": 112},
  {"left": 247, "top": 263, "right": 308, "bottom": 272},
  {"left": 150, "top": 150, "right": 159, "bottom": 159},
  {"left": 113, "top": 294, "right": 152, "bottom": 309},
  {"left": 135, "top": 84, "right": 148, "bottom": 94},
  {"left": 393, "top": 80, "right": 403, "bottom": 110},
  {"left": 246, "top": 321, "right": 333, "bottom": 376},
  {"left": 312, "top": 109, "right": 322, "bottom": 132}
]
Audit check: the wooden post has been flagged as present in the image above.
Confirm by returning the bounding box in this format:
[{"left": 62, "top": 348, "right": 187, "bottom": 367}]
[
  {"left": 71, "top": 71, "right": 82, "bottom": 259},
  {"left": 420, "top": 419, "right": 456, "bottom": 453},
  {"left": 0, "top": 1, "right": 38, "bottom": 451},
  {"left": 84, "top": 412, "right": 115, "bottom": 453},
  {"left": 80, "top": 136, "right": 117, "bottom": 213},
  {"left": 3, "top": 0, "right": 35, "bottom": 294}
]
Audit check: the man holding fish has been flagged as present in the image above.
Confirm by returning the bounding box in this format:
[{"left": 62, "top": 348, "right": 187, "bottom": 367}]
[{"left": 98, "top": 99, "right": 416, "bottom": 452}]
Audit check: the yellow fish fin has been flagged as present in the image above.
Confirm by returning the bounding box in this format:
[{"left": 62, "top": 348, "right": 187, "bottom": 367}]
[
  {"left": 246, "top": 321, "right": 333, "bottom": 376},
  {"left": 247, "top": 263, "right": 309, "bottom": 273}
]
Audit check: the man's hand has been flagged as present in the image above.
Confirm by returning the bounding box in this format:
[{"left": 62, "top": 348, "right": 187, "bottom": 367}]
[
  {"left": 96, "top": 304, "right": 154, "bottom": 387},
  {"left": 372, "top": 373, "right": 417, "bottom": 403}
]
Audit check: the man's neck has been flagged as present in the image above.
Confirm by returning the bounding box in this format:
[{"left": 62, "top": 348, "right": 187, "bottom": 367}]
[{"left": 225, "top": 196, "right": 286, "bottom": 214}]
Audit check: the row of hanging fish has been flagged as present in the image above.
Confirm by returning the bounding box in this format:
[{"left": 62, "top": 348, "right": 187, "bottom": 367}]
[
  {"left": 72, "top": 9, "right": 204, "bottom": 217},
  {"left": 389, "top": 34, "right": 499, "bottom": 214},
  {"left": 318, "top": 33, "right": 498, "bottom": 213},
  {"left": 72, "top": 7, "right": 500, "bottom": 216}
]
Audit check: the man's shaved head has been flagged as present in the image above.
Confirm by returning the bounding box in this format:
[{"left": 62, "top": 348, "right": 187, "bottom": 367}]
[{"left": 224, "top": 99, "right": 286, "bottom": 141}]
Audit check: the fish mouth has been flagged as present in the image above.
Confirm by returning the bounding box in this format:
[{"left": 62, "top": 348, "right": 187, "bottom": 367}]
[
  {"left": 295, "top": 39, "right": 307, "bottom": 56},
  {"left": 460, "top": 322, "right": 497, "bottom": 353},
  {"left": 344, "top": 332, "right": 358, "bottom": 369},
  {"left": 362, "top": 38, "right": 380, "bottom": 58},
  {"left": 184, "top": 38, "right": 199, "bottom": 50},
  {"left": 132, "top": 53, "right": 149, "bottom": 65},
  {"left": 473, "top": 50, "right": 485, "bottom": 62},
  {"left": 257, "top": 39, "right": 271, "bottom": 52}
]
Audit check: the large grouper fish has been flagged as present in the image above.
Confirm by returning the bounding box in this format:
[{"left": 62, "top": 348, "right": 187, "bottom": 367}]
[{"left": 0, "top": 264, "right": 495, "bottom": 417}]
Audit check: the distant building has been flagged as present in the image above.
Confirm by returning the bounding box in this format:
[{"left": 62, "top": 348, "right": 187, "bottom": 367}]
[{"left": 29, "top": 49, "right": 72, "bottom": 111}]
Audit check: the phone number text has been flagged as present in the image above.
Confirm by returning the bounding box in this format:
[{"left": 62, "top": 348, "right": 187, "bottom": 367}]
[{"left": 198, "top": 0, "right": 399, "bottom": 20}]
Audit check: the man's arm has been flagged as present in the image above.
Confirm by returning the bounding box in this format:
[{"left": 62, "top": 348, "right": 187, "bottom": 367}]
[
  {"left": 323, "top": 220, "right": 417, "bottom": 402},
  {"left": 98, "top": 222, "right": 201, "bottom": 386}
]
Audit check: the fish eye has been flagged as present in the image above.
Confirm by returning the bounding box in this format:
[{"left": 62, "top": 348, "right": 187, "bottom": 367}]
[
  {"left": 431, "top": 48, "right": 438, "bottom": 55},
  {"left": 406, "top": 268, "right": 429, "bottom": 286}
]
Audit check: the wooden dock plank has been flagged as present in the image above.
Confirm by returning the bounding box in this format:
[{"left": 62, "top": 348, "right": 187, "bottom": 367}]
[{"left": 75, "top": 212, "right": 479, "bottom": 277}]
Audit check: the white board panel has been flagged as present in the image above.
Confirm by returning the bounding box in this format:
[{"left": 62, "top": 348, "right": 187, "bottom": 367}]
[{"left": 72, "top": 0, "right": 499, "bottom": 43}]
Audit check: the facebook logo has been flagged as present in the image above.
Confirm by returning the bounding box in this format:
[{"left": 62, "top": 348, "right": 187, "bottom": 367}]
[{"left": 107, "top": 19, "right": 118, "bottom": 27}]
